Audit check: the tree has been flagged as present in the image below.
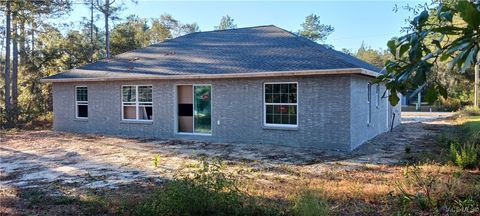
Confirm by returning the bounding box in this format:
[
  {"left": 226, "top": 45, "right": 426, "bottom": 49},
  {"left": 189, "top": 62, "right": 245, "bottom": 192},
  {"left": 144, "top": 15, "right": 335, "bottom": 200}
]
[
  {"left": 110, "top": 16, "right": 148, "bottom": 55},
  {"left": 93, "top": 0, "right": 130, "bottom": 60},
  {"left": 355, "top": 43, "right": 392, "bottom": 68},
  {"left": 149, "top": 18, "right": 172, "bottom": 44},
  {"left": 378, "top": 1, "right": 480, "bottom": 106},
  {"left": 298, "top": 14, "right": 334, "bottom": 43},
  {"left": 12, "top": 10, "right": 18, "bottom": 123},
  {"left": 214, "top": 15, "right": 236, "bottom": 30},
  {"left": 180, "top": 23, "right": 200, "bottom": 35},
  {"left": 3, "top": 0, "right": 11, "bottom": 127}
]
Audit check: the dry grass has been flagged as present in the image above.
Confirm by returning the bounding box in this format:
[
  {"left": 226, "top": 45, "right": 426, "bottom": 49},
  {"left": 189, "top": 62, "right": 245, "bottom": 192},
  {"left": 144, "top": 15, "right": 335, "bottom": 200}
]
[{"left": 1, "top": 117, "right": 479, "bottom": 215}]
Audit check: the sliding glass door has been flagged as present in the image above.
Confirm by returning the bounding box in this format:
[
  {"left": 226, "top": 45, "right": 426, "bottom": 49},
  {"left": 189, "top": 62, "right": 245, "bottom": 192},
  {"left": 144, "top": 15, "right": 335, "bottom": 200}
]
[{"left": 177, "top": 85, "right": 211, "bottom": 134}]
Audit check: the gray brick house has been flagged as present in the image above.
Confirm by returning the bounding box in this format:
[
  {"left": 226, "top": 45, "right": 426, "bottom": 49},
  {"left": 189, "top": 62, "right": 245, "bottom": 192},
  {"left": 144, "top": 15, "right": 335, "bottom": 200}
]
[{"left": 43, "top": 25, "right": 401, "bottom": 151}]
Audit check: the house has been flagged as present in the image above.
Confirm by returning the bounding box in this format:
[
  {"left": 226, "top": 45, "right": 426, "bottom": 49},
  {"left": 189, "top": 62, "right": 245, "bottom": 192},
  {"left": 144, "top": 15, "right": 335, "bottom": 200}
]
[{"left": 42, "top": 25, "right": 401, "bottom": 151}]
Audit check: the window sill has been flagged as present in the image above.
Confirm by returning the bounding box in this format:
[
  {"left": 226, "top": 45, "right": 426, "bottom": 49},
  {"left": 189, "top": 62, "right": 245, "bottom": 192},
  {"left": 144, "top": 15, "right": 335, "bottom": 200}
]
[
  {"left": 262, "top": 125, "right": 299, "bottom": 131},
  {"left": 120, "top": 120, "right": 153, "bottom": 125},
  {"left": 74, "top": 118, "right": 88, "bottom": 122}
]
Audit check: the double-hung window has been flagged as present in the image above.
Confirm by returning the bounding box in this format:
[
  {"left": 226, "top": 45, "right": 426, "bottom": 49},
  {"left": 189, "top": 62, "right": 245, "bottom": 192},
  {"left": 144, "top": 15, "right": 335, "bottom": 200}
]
[
  {"left": 75, "top": 86, "right": 88, "bottom": 119},
  {"left": 122, "top": 85, "right": 153, "bottom": 121},
  {"left": 264, "top": 82, "right": 298, "bottom": 127}
]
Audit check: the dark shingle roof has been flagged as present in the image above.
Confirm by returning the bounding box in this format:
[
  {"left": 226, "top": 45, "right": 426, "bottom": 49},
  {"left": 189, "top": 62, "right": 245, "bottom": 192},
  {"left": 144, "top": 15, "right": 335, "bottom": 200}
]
[{"left": 44, "top": 25, "right": 381, "bottom": 81}]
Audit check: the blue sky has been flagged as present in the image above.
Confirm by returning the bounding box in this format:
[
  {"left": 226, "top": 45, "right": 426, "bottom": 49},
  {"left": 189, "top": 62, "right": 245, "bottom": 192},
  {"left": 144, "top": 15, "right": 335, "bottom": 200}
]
[{"left": 68, "top": 0, "right": 427, "bottom": 51}]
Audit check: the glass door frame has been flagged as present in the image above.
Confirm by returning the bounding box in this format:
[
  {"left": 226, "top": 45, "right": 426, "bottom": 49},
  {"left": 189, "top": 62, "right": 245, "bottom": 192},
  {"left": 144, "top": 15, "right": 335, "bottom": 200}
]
[{"left": 175, "top": 84, "right": 213, "bottom": 136}]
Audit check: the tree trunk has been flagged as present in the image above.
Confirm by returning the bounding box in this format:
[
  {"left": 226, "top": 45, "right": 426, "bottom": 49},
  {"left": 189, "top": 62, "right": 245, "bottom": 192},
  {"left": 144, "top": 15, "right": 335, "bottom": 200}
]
[
  {"left": 4, "top": 0, "right": 12, "bottom": 127},
  {"left": 475, "top": 64, "right": 479, "bottom": 108},
  {"left": 105, "top": 0, "right": 110, "bottom": 60},
  {"left": 12, "top": 15, "right": 19, "bottom": 124},
  {"left": 19, "top": 19, "right": 26, "bottom": 65},
  {"left": 90, "top": 0, "right": 94, "bottom": 62},
  {"left": 31, "top": 20, "right": 35, "bottom": 59}
]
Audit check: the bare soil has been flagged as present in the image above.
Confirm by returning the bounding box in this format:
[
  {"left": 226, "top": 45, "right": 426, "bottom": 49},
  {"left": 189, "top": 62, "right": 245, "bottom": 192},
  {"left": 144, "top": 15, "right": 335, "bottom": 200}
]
[{"left": 0, "top": 115, "right": 459, "bottom": 215}]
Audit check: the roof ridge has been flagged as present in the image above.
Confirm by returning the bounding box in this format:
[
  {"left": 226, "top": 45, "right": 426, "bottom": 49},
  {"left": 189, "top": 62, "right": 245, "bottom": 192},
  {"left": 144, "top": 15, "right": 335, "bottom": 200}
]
[
  {"left": 285, "top": 31, "right": 381, "bottom": 72},
  {"left": 112, "top": 25, "right": 282, "bottom": 60},
  {"left": 201, "top": 24, "right": 277, "bottom": 33}
]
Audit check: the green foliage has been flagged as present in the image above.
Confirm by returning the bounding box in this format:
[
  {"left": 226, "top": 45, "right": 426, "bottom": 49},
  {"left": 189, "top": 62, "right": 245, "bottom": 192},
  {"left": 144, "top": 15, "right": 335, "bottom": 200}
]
[
  {"left": 377, "top": 1, "right": 480, "bottom": 105},
  {"left": 0, "top": 11, "right": 198, "bottom": 128},
  {"left": 396, "top": 165, "right": 440, "bottom": 212},
  {"left": 462, "top": 105, "right": 480, "bottom": 116},
  {"left": 298, "top": 14, "right": 334, "bottom": 43},
  {"left": 405, "top": 145, "right": 411, "bottom": 154},
  {"left": 449, "top": 142, "right": 479, "bottom": 169},
  {"left": 152, "top": 155, "right": 161, "bottom": 168},
  {"left": 436, "top": 97, "right": 462, "bottom": 111},
  {"left": 292, "top": 190, "right": 329, "bottom": 216},
  {"left": 214, "top": 15, "right": 237, "bottom": 30},
  {"left": 134, "top": 158, "right": 279, "bottom": 216},
  {"left": 354, "top": 43, "right": 392, "bottom": 68}
]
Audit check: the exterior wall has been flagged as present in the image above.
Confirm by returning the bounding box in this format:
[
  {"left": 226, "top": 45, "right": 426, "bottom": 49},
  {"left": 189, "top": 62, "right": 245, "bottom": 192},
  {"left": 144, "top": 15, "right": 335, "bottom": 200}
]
[
  {"left": 349, "top": 75, "right": 401, "bottom": 150},
  {"left": 53, "top": 75, "right": 353, "bottom": 151}
]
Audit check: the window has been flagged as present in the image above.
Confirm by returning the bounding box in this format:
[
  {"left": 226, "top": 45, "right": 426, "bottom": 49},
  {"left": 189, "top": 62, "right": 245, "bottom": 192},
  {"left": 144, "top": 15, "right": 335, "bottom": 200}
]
[
  {"left": 367, "top": 83, "right": 372, "bottom": 124},
  {"left": 75, "top": 86, "right": 88, "bottom": 119},
  {"left": 264, "top": 82, "right": 297, "bottom": 126},
  {"left": 122, "top": 85, "right": 153, "bottom": 121},
  {"left": 376, "top": 84, "right": 380, "bottom": 108}
]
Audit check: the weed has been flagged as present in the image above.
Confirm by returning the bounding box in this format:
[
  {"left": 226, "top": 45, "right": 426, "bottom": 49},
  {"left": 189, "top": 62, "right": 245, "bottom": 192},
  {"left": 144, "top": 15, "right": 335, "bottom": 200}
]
[
  {"left": 449, "top": 142, "right": 479, "bottom": 169},
  {"left": 152, "top": 155, "right": 161, "bottom": 168},
  {"left": 292, "top": 190, "right": 329, "bottom": 216},
  {"left": 405, "top": 145, "right": 411, "bottom": 154},
  {"left": 396, "top": 165, "right": 440, "bottom": 213},
  {"left": 134, "top": 158, "right": 280, "bottom": 216}
]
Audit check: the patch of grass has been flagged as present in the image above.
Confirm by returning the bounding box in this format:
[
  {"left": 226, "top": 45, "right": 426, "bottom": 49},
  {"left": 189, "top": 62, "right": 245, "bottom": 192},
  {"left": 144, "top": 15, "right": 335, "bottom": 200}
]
[
  {"left": 292, "top": 190, "right": 329, "bottom": 216},
  {"left": 395, "top": 164, "right": 479, "bottom": 215},
  {"left": 450, "top": 142, "right": 479, "bottom": 169},
  {"left": 437, "top": 116, "right": 480, "bottom": 169},
  {"left": 134, "top": 159, "right": 281, "bottom": 216}
]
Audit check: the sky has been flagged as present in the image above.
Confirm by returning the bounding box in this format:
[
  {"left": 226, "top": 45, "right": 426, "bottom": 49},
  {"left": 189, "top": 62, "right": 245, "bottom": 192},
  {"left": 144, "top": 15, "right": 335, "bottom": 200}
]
[{"left": 67, "top": 0, "right": 428, "bottom": 51}]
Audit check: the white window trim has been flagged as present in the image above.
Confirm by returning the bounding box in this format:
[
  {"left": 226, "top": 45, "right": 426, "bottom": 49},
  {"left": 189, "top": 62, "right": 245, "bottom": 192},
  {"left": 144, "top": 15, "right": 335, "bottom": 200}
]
[
  {"left": 263, "top": 82, "right": 298, "bottom": 128},
  {"left": 121, "top": 85, "right": 153, "bottom": 122},
  {"left": 175, "top": 84, "right": 213, "bottom": 135},
  {"left": 75, "top": 86, "right": 88, "bottom": 119}
]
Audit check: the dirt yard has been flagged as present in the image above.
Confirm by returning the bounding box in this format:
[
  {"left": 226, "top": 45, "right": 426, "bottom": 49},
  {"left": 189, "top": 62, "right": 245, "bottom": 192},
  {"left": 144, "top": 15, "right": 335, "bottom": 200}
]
[{"left": 0, "top": 114, "right": 466, "bottom": 215}]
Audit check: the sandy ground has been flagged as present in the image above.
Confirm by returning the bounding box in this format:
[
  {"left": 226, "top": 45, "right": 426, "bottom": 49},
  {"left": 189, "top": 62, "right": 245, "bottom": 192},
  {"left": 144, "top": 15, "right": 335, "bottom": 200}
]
[
  {"left": 401, "top": 111, "right": 456, "bottom": 123},
  {"left": 0, "top": 114, "right": 453, "bottom": 195}
]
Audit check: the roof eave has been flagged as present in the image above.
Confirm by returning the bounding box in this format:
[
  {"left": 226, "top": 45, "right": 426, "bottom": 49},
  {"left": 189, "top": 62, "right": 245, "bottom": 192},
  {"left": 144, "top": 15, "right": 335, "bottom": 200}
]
[{"left": 41, "top": 68, "right": 380, "bottom": 83}]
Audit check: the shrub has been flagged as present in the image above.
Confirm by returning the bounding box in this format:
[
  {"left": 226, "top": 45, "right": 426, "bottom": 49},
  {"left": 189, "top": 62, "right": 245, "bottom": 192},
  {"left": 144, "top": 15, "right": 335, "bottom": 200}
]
[
  {"left": 450, "top": 142, "right": 479, "bottom": 169},
  {"left": 437, "top": 97, "right": 461, "bottom": 111},
  {"left": 134, "top": 158, "right": 279, "bottom": 216},
  {"left": 396, "top": 165, "right": 440, "bottom": 212},
  {"left": 405, "top": 145, "right": 411, "bottom": 154},
  {"left": 292, "top": 190, "right": 329, "bottom": 216},
  {"left": 462, "top": 105, "right": 480, "bottom": 116}
]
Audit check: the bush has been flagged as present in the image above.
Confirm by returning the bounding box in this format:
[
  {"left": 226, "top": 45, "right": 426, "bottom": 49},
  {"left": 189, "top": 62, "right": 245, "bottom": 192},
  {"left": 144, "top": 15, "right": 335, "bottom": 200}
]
[
  {"left": 292, "top": 190, "right": 329, "bottom": 216},
  {"left": 134, "top": 159, "right": 279, "bottom": 216},
  {"left": 450, "top": 142, "right": 479, "bottom": 169},
  {"left": 437, "top": 97, "right": 462, "bottom": 111},
  {"left": 462, "top": 105, "right": 480, "bottom": 116}
]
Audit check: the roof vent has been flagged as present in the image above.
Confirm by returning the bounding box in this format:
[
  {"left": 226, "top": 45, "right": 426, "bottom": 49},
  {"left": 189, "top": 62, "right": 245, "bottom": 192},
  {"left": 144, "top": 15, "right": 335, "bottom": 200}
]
[
  {"left": 128, "top": 57, "right": 140, "bottom": 62},
  {"left": 164, "top": 51, "right": 175, "bottom": 56}
]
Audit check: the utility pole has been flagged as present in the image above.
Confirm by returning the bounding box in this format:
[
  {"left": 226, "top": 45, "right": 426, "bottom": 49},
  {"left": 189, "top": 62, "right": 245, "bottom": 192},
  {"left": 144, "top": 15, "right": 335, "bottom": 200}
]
[{"left": 475, "top": 64, "right": 479, "bottom": 108}]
